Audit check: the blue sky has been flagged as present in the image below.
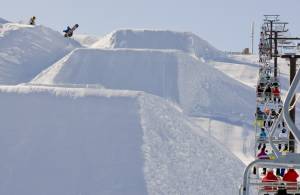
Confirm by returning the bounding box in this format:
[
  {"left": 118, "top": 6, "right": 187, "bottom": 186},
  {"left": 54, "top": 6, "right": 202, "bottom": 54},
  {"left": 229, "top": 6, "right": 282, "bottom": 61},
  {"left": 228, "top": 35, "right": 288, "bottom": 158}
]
[{"left": 2, "top": 0, "right": 299, "bottom": 52}]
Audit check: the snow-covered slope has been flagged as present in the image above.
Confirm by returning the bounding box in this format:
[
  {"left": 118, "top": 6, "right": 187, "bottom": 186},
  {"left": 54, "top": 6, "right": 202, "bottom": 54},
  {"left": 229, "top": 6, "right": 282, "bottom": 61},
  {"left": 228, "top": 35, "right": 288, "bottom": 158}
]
[
  {"left": 31, "top": 48, "right": 255, "bottom": 121},
  {"left": 213, "top": 54, "right": 291, "bottom": 90},
  {"left": 92, "top": 29, "right": 226, "bottom": 61},
  {"left": 192, "top": 116, "right": 255, "bottom": 164},
  {"left": 210, "top": 60, "right": 259, "bottom": 89},
  {"left": 0, "top": 85, "right": 244, "bottom": 195},
  {"left": 73, "top": 34, "right": 100, "bottom": 47},
  {"left": 0, "top": 23, "right": 80, "bottom": 84}
]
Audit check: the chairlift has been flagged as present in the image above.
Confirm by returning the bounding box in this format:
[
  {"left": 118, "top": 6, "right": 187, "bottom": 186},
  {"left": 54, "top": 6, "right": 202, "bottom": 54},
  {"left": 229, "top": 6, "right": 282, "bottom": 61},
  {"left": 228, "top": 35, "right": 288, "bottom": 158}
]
[{"left": 241, "top": 64, "right": 300, "bottom": 195}]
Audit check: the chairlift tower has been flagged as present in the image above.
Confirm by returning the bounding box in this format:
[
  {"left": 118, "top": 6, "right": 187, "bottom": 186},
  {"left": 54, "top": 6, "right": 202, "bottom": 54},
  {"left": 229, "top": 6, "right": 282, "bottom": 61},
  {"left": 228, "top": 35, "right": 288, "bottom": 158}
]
[{"left": 263, "top": 15, "right": 288, "bottom": 79}]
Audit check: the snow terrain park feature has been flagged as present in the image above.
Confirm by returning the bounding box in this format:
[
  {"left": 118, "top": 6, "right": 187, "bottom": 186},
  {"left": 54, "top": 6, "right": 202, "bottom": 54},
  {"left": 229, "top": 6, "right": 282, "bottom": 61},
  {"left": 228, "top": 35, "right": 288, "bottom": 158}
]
[{"left": 0, "top": 19, "right": 253, "bottom": 195}]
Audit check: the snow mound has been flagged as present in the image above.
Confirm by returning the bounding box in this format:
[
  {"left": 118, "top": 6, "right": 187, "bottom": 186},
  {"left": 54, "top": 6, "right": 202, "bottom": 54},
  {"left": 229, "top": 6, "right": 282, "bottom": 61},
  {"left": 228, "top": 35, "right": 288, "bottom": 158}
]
[
  {"left": 0, "top": 85, "right": 244, "bottom": 194},
  {"left": 32, "top": 48, "right": 254, "bottom": 121},
  {"left": 211, "top": 60, "right": 259, "bottom": 88},
  {"left": 92, "top": 29, "right": 226, "bottom": 61},
  {"left": 139, "top": 94, "right": 244, "bottom": 194},
  {"left": 0, "top": 23, "right": 80, "bottom": 84},
  {"left": 73, "top": 34, "right": 100, "bottom": 47}
]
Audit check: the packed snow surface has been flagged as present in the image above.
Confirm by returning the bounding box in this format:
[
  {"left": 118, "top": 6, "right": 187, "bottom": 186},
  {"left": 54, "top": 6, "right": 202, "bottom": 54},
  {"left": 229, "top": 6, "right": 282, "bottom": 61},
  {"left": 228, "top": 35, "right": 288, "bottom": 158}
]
[
  {"left": 0, "top": 22, "right": 80, "bottom": 84},
  {"left": 31, "top": 48, "right": 255, "bottom": 121},
  {"left": 92, "top": 29, "right": 226, "bottom": 61},
  {"left": 0, "top": 19, "right": 254, "bottom": 194},
  {"left": 0, "top": 85, "right": 244, "bottom": 195},
  {"left": 73, "top": 34, "right": 100, "bottom": 47},
  {"left": 214, "top": 54, "right": 291, "bottom": 90},
  {"left": 192, "top": 117, "right": 255, "bottom": 164}
]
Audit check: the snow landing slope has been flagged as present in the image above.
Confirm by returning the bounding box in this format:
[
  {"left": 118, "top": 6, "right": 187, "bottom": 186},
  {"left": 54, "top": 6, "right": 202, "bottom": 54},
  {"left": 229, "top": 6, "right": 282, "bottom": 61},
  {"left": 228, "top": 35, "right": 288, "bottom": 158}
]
[
  {"left": 0, "top": 85, "right": 244, "bottom": 195},
  {"left": 73, "top": 34, "right": 100, "bottom": 47},
  {"left": 92, "top": 29, "right": 226, "bottom": 61},
  {"left": 31, "top": 48, "right": 255, "bottom": 121},
  {"left": 0, "top": 22, "right": 80, "bottom": 84}
]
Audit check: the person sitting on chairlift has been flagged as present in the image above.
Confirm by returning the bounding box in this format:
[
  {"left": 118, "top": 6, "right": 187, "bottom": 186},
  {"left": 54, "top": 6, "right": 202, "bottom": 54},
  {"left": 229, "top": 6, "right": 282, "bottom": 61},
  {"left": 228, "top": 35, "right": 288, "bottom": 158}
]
[
  {"left": 262, "top": 169, "right": 279, "bottom": 191},
  {"left": 257, "top": 146, "right": 270, "bottom": 160},
  {"left": 283, "top": 168, "right": 299, "bottom": 191},
  {"left": 260, "top": 128, "right": 267, "bottom": 140},
  {"left": 278, "top": 128, "right": 288, "bottom": 140}
]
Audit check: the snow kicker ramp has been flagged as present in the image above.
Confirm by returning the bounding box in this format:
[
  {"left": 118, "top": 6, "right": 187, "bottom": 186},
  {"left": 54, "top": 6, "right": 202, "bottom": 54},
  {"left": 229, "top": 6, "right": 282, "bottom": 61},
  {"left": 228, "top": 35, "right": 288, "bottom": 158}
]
[
  {"left": 92, "top": 29, "right": 226, "bottom": 61},
  {"left": 0, "top": 22, "right": 80, "bottom": 84},
  {"left": 32, "top": 48, "right": 255, "bottom": 121},
  {"left": 0, "top": 85, "right": 244, "bottom": 195}
]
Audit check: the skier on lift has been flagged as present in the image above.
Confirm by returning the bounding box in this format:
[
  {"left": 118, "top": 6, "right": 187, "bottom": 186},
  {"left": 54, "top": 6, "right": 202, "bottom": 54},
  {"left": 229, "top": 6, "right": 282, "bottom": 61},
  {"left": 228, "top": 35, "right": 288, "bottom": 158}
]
[
  {"left": 281, "top": 145, "right": 289, "bottom": 156},
  {"left": 265, "top": 85, "right": 272, "bottom": 101},
  {"left": 259, "top": 128, "right": 267, "bottom": 140},
  {"left": 257, "top": 83, "right": 264, "bottom": 97},
  {"left": 257, "top": 145, "right": 270, "bottom": 159},
  {"left": 283, "top": 169, "right": 299, "bottom": 191},
  {"left": 264, "top": 106, "right": 271, "bottom": 115},
  {"left": 256, "top": 107, "right": 265, "bottom": 120},
  {"left": 278, "top": 128, "right": 288, "bottom": 139},
  {"left": 262, "top": 169, "right": 279, "bottom": 191},
  {"left": 272, "top": 84, "right": 281, "bottom": 102}
]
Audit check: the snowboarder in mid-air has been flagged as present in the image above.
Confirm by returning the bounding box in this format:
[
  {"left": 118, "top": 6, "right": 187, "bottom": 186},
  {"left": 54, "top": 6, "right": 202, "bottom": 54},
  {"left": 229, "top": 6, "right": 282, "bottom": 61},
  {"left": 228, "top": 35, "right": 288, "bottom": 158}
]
[
  {"left": 29, "top": 16, "right": 36, "bottom": 25},
  {"left": 63, "top": 24, "right": 79, "bottom": 37}
]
